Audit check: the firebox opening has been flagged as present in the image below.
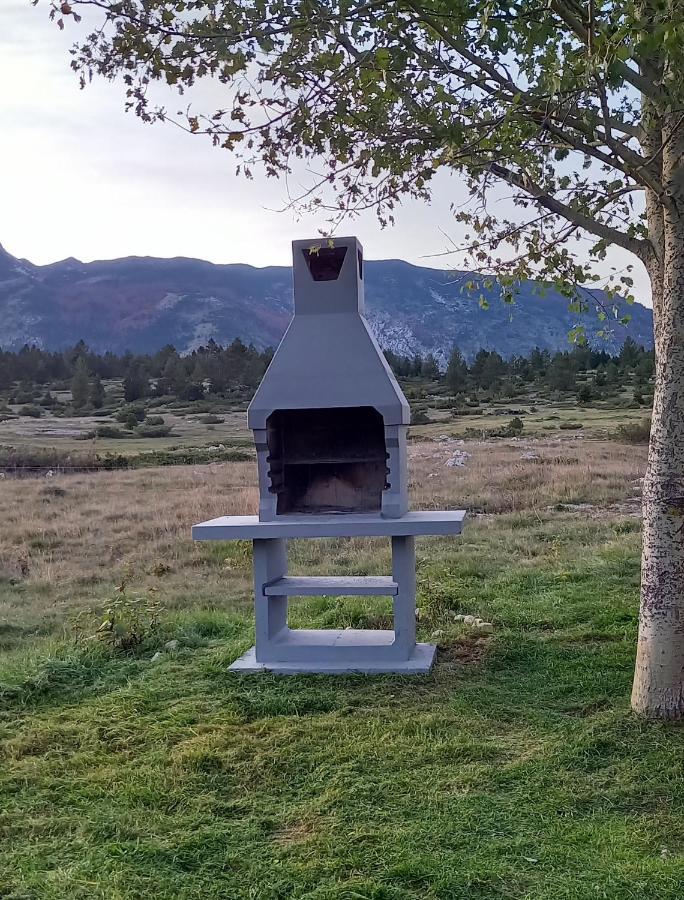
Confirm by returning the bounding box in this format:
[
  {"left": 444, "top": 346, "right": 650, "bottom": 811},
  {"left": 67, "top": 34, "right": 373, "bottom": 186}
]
[
  {"left": 266, "top": 407, "right": 388, "bottom": 515},
  {"left": 303, "top": 246, "right": 348, "bottom": 281}
]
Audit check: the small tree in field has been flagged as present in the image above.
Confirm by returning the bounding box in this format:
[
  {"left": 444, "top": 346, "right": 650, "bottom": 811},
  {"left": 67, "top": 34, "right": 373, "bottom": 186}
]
[
  {"left": 70, "top": 357, "right": 89, "bottom": 410},
  {"left": 123, "top": 365, "right": 149, "bottom": 402},
  {"left": 46, "top": 0, "right": 684, "bottom": 718},
  {"left": 89, "top": 374, "right": 106, "bottom": 409},
  {"left": 446, "top": 348, "right": 469, "bottom": 394}
]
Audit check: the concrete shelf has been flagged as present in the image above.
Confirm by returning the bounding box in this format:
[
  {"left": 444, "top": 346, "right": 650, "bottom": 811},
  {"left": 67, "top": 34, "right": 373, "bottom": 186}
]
[
  {"left": 192, "top": 510, "right": 466, "bottom": 541},
  {"left": 264, "top": 575, "right": 398, "bottom": 596}
]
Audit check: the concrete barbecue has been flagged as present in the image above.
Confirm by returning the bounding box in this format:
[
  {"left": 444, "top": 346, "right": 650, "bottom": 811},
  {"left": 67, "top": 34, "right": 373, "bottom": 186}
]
[{"left": 192, "top": 237, "right": 466, "bottom": 674}]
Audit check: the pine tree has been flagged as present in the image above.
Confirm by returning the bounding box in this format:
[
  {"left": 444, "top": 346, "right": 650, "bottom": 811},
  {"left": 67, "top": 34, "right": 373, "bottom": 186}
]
[
  {"left": 123, "top": 364, "right": 149, "bottom": 402},
  {"left": 70, "top": 358, "right": 90, "bottom": 409},
  {"left": 445, "top": 348, "right": 468, "bottom": 394},
  {"left": 89, "top": 374, "right": 106, "bottom": 408},
  {"left": 422, "top": 353, "right": 440, "bottom": 379}
]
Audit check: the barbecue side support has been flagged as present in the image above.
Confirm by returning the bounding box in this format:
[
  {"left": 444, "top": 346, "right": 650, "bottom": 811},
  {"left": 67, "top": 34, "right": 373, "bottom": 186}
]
[
  {"left": 392, "top": 536, "right": 416, "bottom": 658},
  {"left": 253, "top": 538, "right": 288, "bottom": 662}
]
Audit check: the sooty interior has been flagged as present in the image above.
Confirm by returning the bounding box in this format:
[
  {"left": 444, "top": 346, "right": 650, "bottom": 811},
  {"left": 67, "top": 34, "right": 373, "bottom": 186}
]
[{"left": 266, "top": 407, "right": 388, "bottom": 514}]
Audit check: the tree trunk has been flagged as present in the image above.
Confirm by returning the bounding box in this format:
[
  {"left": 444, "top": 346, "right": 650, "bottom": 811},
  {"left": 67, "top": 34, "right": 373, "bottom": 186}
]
[{"left": 631, "top": 197, "right": 684, "bottom": 718}]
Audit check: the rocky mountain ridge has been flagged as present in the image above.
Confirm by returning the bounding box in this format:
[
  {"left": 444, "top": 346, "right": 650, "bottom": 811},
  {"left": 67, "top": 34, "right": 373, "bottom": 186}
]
[{"left": 0, "top": 243, "right": 653, "bottom": 361}]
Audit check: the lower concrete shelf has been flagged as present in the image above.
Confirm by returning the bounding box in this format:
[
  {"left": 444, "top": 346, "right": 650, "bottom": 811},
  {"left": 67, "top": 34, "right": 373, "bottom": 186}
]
[{"left": 264, "top": 575, "right": 398, "bottom": 596}]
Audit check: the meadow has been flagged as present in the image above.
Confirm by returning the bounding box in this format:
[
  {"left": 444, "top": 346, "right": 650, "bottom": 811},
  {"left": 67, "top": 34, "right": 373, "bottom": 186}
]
[{"left": 2, "top": 427, "right": 683, "bottom": 899}]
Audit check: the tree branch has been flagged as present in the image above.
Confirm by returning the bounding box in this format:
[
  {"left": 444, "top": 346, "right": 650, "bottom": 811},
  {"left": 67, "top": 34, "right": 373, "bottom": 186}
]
[{"left": 488, "top": 162, "right": 651, "bottom": 259}]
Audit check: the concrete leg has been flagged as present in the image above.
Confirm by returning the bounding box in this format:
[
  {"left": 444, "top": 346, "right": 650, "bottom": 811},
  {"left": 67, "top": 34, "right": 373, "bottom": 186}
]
[
  {"left": 392, "top": 535, "right": 416, "bottom": 659},
  {"left": 253, "top": 538, "right": 288, "bottom": 662}
]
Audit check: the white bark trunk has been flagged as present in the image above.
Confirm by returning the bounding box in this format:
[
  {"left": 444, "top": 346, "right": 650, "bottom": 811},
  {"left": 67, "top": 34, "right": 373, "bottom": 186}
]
[{"left": 631, "top": 133, "right": 684, "bottom": 717}]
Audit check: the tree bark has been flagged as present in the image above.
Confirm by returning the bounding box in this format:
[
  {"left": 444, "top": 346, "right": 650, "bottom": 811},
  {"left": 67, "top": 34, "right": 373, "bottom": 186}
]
[{"left": 631, "top": 122, "right": 684, "bottom": 718}]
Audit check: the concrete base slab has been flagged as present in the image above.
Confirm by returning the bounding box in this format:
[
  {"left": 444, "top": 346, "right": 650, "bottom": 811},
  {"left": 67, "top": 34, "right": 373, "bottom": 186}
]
[{"left": 228, "top": 642, "right": 437, "bottom": 675}]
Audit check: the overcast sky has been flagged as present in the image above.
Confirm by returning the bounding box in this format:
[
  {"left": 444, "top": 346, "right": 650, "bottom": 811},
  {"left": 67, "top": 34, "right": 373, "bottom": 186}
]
[{"left": 3, "top": 0, "right": 651, "bottom": 304}]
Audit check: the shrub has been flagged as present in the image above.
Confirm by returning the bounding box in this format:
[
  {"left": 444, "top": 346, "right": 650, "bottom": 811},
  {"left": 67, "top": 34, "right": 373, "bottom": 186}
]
[
  {"left": 576, "top": 385, "right": 593, "bottom": 404},
  {"left": 94, "top": 425, "right": 130, "bottom": 439},
  {"left": 115, "top": 405, "right": 147, "bottom": 425},
  {"left": 0, "top": 445, "right": 128, "bottom": 472},
  {"left": 198, "top": 414, "right": 225, "bottom": 424},
  {"left": 180, "top": 383, "right": 205, "bottom": 402},
  {"left": 616, "top": 420, "right": 651, "bottom": 444},
  {"left": 18, "top": 405, "right": 43, "bottom": 418},
  {"left": 145, "top": 415, "right": 165, "bottom": 426},
  {"left": 11, "top": 391, "right": 36, "bottom": 405},
  {"left": 91, "top": 583, "right": 163, "bottom": 654},
  {"left": 465, "top": 417, "right": 524, "bottom": 440},
  {"left": 559, "top": 421, "right": 583, "bottom": 430},
  {"left": 136, "top": 424, "right": 173, "bottom": 438},
  {"left": 411, "top": 410, "right": 430, "bottom": 425}
]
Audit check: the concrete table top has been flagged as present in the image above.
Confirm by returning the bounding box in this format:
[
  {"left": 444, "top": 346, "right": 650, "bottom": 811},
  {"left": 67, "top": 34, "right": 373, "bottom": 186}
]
[{"left": 192, "top": 510, "right": 466, "bottom": 541}]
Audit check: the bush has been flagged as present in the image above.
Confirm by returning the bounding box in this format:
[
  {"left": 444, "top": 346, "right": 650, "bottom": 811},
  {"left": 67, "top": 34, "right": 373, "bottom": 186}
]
[
  {"left": 91, "top": 584, "right": 163, "bottom": 654},
  {"left": 465, "top": 416, "right": 524, "bottom": 440},
  {"left": 411, "top": 409, "right": 430, "bottom": 425},
  {"left": 18, "top": 405, "right": 43, "bottom": 418},
  {"left": 616, "top": 420, "right": 651, "bottom": 444},
  {"left": 115, "top": 405, "right": 147, "bottom": 425},
  {"left": 506, "top": 416, "right": 524, "bottom": 435},
  {"left": 0, "top": 445, "right": 129, "bottom": 472},
  {"left": 93, "top": 425, "right": 130, "bottom": 439},
  {"left": 10, "top": 390, "right": 36, "bottom": 405},
  {"left": 198, "top": 414, "right": 225, "bottom": 424},
  {"left": 180, "top": 383, "right": 205, "bottom": 402},
  {"left": 559, "top": 421, "right": 583, "bottom": 430},
  {"left": 145, "top": 415, "right": 165, "bottom": 426},
  {"left": 136, "top": 424, "right": 173, "bottom": 438}
]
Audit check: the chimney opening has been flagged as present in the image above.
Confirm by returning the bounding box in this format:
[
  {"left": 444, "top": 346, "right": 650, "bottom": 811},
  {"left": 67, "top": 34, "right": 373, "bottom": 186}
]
[{"left": 303, "top": 246, "right": 347, "bottom": 281}]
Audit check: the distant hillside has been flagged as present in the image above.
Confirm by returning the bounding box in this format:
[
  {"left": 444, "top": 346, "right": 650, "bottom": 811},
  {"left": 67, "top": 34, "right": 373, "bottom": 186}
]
[{"left": 0, "top": 243, "right": 653, "bottom": 361}]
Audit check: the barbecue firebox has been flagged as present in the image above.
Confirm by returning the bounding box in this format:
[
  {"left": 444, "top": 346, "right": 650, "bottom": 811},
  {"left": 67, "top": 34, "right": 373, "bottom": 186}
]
[{"left": 192, "top": 237, "right": 466, "bottom": 674}]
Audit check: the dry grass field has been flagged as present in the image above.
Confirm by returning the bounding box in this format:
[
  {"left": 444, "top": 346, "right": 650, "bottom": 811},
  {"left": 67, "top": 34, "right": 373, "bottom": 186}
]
[
  {"left": 3, "top": 435, "right": 684, "bottom": 900},
  {"left": 0, "top": 437, "right": 645, "bottom": 646}
]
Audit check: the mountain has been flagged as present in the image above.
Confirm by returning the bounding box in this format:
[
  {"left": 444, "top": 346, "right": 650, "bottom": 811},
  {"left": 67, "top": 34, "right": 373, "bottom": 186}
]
[{"left": 0, "top": 243, "right": 653, "bottom": 362}]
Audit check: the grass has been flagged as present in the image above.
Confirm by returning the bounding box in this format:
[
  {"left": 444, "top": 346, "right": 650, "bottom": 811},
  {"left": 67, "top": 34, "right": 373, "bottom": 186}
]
[
  {"left": 0, "top": 409, "right": 252, "bottom": 455},
  {"left": 1, "top": 435, "right": 682, "bottom": 898}
]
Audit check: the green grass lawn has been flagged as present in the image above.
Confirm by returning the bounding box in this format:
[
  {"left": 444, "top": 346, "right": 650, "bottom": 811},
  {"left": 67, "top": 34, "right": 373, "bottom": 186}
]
[{"left": 1, "top": 513, "right": 682, "bottom": 899}]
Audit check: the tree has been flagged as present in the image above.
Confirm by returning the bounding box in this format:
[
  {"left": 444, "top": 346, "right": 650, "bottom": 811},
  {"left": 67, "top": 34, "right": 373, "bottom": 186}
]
[
  {"left": 446, "top": 347, "right": 469, "bottom": 394},
  {"left": 89, "top": 374, "right": 106, "bottom": 409},
  {"left": 422, "top": 353, "right": 440, "bottom": 379},
  {"left": 70, "top": 357, "right": 90, "bottom": 410},
  {"left": 162, "top": 354, "right": 188, "bottom": 396},
  {"left": 619, "top": 337, "right": 643, "bottom": 370},
  {"left": 547, "top": 353, "right": 577, "bottom": 393},
  {"left": 48, "top": 1, "right": 684, "bottom": 717},
  {"left": 123, "top": 364, "right": 149, "bottom": 402}
]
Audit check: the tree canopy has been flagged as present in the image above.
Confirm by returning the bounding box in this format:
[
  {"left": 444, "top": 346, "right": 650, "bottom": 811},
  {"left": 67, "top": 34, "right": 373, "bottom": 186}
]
[{"left": 47, "top": 0, "right": 681, "bottom": 317}]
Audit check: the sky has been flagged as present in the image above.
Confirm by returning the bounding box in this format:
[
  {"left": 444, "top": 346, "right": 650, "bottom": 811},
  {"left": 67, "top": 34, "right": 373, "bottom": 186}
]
[{"left": 2, "top": 0, "right": 651, "bottom": 304}]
